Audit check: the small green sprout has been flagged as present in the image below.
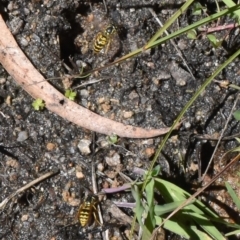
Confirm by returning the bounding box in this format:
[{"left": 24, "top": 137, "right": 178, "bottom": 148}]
[
  {"left": 207, "top": 34, "right": 222, "bottom": 48},
  {"left": 192, "top": 2, "right": 207, "bottom": 15},
  {"left": 233, "top": 110, "right": 240, "bottom": 121},
  {"left": 187, "top": 29, "right": 197, "bottom": 39},
  {"left": 65, "top": 89, "right": 77, "bottom": 101},
  {"left": 107, "top": 133, "right": 118, "bottom": 144},
  {"left": 32, "top": 98, "right": 45, "bottom": 110}
]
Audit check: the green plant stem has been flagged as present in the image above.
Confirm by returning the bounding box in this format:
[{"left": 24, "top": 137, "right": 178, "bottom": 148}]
[
  {"left": 145, "top": 4, "right": 240, "bottom": 50},
  {"left": 145, "top": 0, "right": 195, "bottom": 48},
  {"left": 128, "top": 5, "right": 240, "bottom": 239},
  {"left": 129, "top": 38, "right": 240, "bottom": 240},
  {"left": 84, "top": 4, "right": 240, "bottom": 79},
  {"left": 229, "top": 84, "right": 240, "bottom": 91}
]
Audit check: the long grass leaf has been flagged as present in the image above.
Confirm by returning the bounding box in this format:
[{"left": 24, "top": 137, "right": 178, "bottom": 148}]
[{"left": 145, "top": 0, "right": 194, "bottom": 47}]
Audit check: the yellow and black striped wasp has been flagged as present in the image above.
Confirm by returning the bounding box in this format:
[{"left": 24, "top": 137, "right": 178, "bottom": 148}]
[
  {"left": 93, "top": 24, "right": 118, "bottom": 54},
  {"left": 78, "top": 194, "right": 100, "bottom": 227}
]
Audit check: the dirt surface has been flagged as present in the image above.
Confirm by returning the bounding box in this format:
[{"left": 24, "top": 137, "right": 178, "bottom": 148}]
[{"left": 1, "top": 0, "right": 240, "bottom": 239}]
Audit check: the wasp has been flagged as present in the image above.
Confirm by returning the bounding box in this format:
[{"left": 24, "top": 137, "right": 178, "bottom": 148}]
[
  {"left": 78, "top": 194, "right": 100, "bottom": 227},
  {"left": 93, "top": 24, "right": 118, "bottom": 54}
]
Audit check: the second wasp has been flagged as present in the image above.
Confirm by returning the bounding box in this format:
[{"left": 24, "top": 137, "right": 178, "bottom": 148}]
[{"left": 78, "top": 194, "right": 100, "bottom": 227}]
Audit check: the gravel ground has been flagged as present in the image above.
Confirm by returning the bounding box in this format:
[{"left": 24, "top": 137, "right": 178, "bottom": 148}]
[{"left": 1, "top": 0, "right": 240, "bottom": 239}]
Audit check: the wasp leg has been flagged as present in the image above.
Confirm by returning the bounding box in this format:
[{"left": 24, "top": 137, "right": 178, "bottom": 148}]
[
  {"left": 104, "top": 39, "right": 111, "bottom": 54},
  {"left": 92, "top": 205, "right": 102, "bottom": 226},
  {"left": 104, "top": 33, "right": 116, "bottom": 54}
]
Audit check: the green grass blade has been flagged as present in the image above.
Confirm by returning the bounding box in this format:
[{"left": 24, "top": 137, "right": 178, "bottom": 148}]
[
  {"left": 222, "top": 0, "right": 240, "bottom": 19},
  {"left": 146, "top": 5, "right": 240, "bottom": 50},
  {"left": 143, "top": 41, "right": 240, "bottom": 201},
  {"left": 154, "top": 201, "right": 188, "bottom": 215},
  {"left": 131, "top": 184, "right": 144, "bottom": 228},
  {"left": 129, "top": 5, "right": 240, "bottom": 238},
  {"left": 225, "top": 182, "right": 240, "bottom": 210},
  {"left": 145, "top": 0, "right": 194, "bottom": 47},
  {"left": 225, "top": 229, "right": 240, "bottom": 237},
  {"left": 85, "top": 5, "right": 240, "bottom": 80},
  {"left": 187, "top": 212, "right": 225, "bottom": 239},
  {"left": 145, "top": 179, "right": 156, "bottom": 232},
  {"left": 155, "top": 216, "right": 191, "bottom": 239},
  {"left": 110, "top": 5, "right": 240, "bottom": 83},
  {"left": 154, "top": 179, "right": 218, "bottom": 218},
  {"left": 156, "top": 215, "right": 215, "bottom": 239}
]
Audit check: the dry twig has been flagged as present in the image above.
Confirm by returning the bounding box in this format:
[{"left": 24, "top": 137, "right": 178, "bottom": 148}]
[{"left": 0, "top": 170, "right": 59, "bottom": 210}]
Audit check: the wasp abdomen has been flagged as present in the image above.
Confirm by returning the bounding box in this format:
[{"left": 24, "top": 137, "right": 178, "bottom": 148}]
[
  {"left": 94, "top": 34, "right": 109, "bottom": 53},
  {"left": 78, "top": 195, "right": 98, "bottom": 227},
  {"left": 79, "top": 202, "right": 92, "bottom": 227}
]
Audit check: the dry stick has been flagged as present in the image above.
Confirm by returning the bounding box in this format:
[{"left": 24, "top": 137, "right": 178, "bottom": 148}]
[
  {"left": 150, "top": 153, "right": 240, "bottom": 240},
  {"left": 0, "top": 170, "right": 59, "bottom": 210},
  {"left": 90, "top": 135, "right": 106, "bottom": 240},
  {"left": 92, "top": 162, "right": 108, "bottom": 240},
  {"left": 194, "top": 132, "right": 240, "bottom": 141},
  {"left": 92, "top": 163, "right": 104, "bottom": 226},
  {"left": 0, "top": 15, "right": 176, "bottom": 139},
  {"left": 72, "top": 78, "right": 110, "bottom": 90},
  {"left": 91, "top": 133, "right": 109, "bottom": 240},
  {"left": 198, "top": 23, "right": 238, "bottom": 33},
  {"left": 201, "top": 93, "right": 240, "bottom": 182}
]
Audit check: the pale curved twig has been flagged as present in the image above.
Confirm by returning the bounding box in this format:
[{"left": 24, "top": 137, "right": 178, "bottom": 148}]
[{"left": 0, "top": 15, "right": 178, "bottom": 138}]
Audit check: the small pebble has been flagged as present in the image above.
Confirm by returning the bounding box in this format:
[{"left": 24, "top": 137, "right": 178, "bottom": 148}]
[
  {"left": 23, "top": 8, "right": 30, "bottom": 15},
  {"left": 102, "top": 180, "right": 109, "bottom": 189},
  {"left": 105, "top": 152, "right": 121, "bottom": 166},
  {"left": 101, "top": 103, "right": 111, "bottom": 113},
  {"left": 46, "top": 142, "right": 56, "bottom": 151},
  {"left": 99, "top": 140, "right": 109, "bottom": 148},
  {"left": 97, "top": 163, "right": 104, "bottom": 172},
  {"left": 105, "top": 170, "right": 117, "bottom": 179},
  {"left": 0, "top": 78, "right": 6, "bottom": 84},
  {"left": 128, "top": 90, "right": 139, "bottom": 100},
  {"left": 76, "top": 171, "right": 85, "bottom": 179},
  {"left": 6, "top": 159, "right": 19, "bottom": 168},
  {"left": 142, "top": 139, "right": 154, "bottom": 145},
  {"left": 123, "top": 111, "right": 134, "bottom": 119},
  {"left": 76, "top": 165, "right": 85, "bottom": 179},
  {"left": 20, "top": 37, "right": 29, "bottom": 47},
  {"left": 17, "top": 131, "right": 28, "bottom": 142},
  {"left": 176, "top": 78, "right": 186, "bottom": 86},
  {"left": 177, "top": 39, "right": 188, "bottom": 50},
  {"left": 6, "top": 96, "right": 12, "bottom": 106},
  {"left": 7, "top": 1, "right": 14, "bottom": 11},
  {"left": 184, "top": 121, "right": 191, "bottom": 129},
  {"left": 80, "top": 89, "right": 89, "bottom": 97},
  {"left": 77, "top": 139, "right": 91, "bottom": 155},
  {"left": 144, "top": 147, "right": 155, "bottom": 158},
  {"left": 21, "top": 214, "right": 29, "bottom": 222},
  {"left": 68, "top": 198, "right": 80, "bottom": 207},
  {"left": 98, "top": 97, "right": 105, "bottom": 104}
]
